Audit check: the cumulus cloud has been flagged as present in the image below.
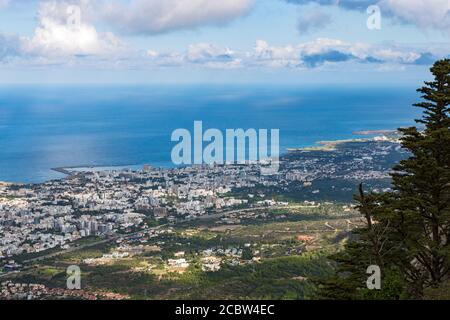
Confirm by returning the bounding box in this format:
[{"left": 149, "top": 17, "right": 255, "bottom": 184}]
[
  {"left": 251, "top": 40, "right": 300, "bottom": 67},
  {"left": 23, "top": 1, "right": 126, "bottom": 57},
  {"left": 186, "top": 43, "right": 235, "bottom": 63},
  {"left": 101, "top": 0, "right": 253, "bottom": 35},
  {"left": 141, "top": 38, "right": 443, "bottom": 70},
  {"left": 285, "top": 0, "right": 450, "bottom": 31},
  {"left": 0, "top": 0, "right": 129, "bottom": 68},
  {"left": 297, "top": 38, "right": 436, "bottom": 67},
  {"left": 0, "top": 0, "right": 445, "bottom": 76},
  {"left": 0, "top": 34, "right": 443, "bottom": 71},
  {"left": 379, "top": 0, "right": 450, "bottom": 31},
  {"left": 145, "top": 43, "right": 241, "bottom": 68},
  {"left": 0, "top": 1, "right": 444, "bottom": 71}
]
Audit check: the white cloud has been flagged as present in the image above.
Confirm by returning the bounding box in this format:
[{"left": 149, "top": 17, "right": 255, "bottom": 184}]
[
  {"left": 379, "top": 0, "right": 450, "bottom": 31},
  {"left": 141, "top": 38, "right": 445, "bottom": 70},
  {"left": 0, "top": 31, "right": 443, "bottom": 70},
  {"left": 23, "top": 1, "right": 126, "bottom": 57},
  {"left": 371, "top": 48, "right": 420, "bottom": 64},
  {"left": 0, "top": 0, "right": 445, "bottom": 73},
  {"left": 251, "top": 40, "right": 299, "bottom": 67},
  {"left": 297, "top": 38, "right": 436, "bottom": 67},
  {"left": 144, "top": 43, "right": 241, "bottom": 68},
  {"left": 299, "top": 38, "right": 347, "bottom": 55},
  {"left": 186, "top": 43, "right": 233, "bottom": 62},
  {"left": 285, "top": 0, "right": 450, "bottom": 32},
  {"left": 101, "top": 0, "right": 253, "bottom": 35}
]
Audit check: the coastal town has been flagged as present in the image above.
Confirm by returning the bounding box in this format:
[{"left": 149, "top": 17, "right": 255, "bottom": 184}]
[
  {"left": 0, "top": 136, "right": 407, "bottom": 270},
  {"left": 0, "top": 135, "right": 410, "bottom": 300}
]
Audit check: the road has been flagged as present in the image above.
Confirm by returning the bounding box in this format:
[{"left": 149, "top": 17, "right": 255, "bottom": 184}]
[
  {"left": 193, "top": 206, "right": 275, "bottom": 221},
  {"left": 22, "top": 237, "right": 116, "bottom": 264},
  {"left": 23, "top": 223, "right": 170, "bottom": 264}
]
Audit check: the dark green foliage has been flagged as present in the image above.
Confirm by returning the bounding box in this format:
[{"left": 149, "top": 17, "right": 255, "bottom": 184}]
[
  {"left": 186, "top": 253, "right": 333, "bottom": 300},
  {"left": 316, "top": 59, "right": 450, "bottom": 299}
]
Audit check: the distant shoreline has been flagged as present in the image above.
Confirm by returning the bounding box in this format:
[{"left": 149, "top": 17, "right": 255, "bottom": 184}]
[
  {"left": 288, "top": 130, "right": 400, "bottom": 152},
  {"left": 51, "top": 164, "right": 146, "bottom": 176},
  {"left": 287, "top": 138, "right": 370, "bottom": 152},
  {"left": 353, "top": 130, "right": 397, "bottom": 135},
  {"left": 1, "top": 130, "right": 401, "bottom": 185}
]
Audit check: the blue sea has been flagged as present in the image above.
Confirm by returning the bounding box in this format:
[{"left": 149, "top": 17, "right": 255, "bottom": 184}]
[{"left": 0, "top": 84, "right": 421, "bottom": 183}]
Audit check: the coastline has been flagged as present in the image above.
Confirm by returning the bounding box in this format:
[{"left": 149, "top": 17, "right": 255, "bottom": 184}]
[
  {"left": 353, "top": 130, "right": 397, "bottom": 135},
  {"left": 52, "top": 163, "right": 154, "bottom": 175},
  {"left": 287, "top": 130, "right": 400, "bottom": 152},
  {"left": 1, "top": 130, "right": 400, "bottom": 185},
  {"left": 287, "top": 138, "right": 370, "bottom": 152}
]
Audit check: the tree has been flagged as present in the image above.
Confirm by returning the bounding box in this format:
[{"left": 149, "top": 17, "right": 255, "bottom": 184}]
[
  {"left": 316, "top": 59, "right": 450, "bottom": 299},
  {"left": 390, "top": 58, "right": 450, "bottom": 295},
  {"left": 316, "top": 187, "right": 405, "bottom": 300}
]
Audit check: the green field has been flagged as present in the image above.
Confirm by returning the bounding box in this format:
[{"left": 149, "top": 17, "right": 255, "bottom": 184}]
[{"left": 5, "top": 202, "right": 359, "bottom": 300}]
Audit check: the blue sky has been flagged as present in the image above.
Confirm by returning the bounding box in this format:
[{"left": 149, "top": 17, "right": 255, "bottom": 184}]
[{"left": 0, "top": 0, "right": 448, "bottom": 84}]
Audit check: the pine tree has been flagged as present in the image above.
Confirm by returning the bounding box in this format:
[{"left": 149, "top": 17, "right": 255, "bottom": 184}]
[
  {"left": 316, "top": 187, "right": 405, "bottom": 300},
  {"left": 389, "top": 58, "right": 450, "bottom": 294},
  {"left": 316, "top": 59, "right": 450, "bottom": 299}
]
